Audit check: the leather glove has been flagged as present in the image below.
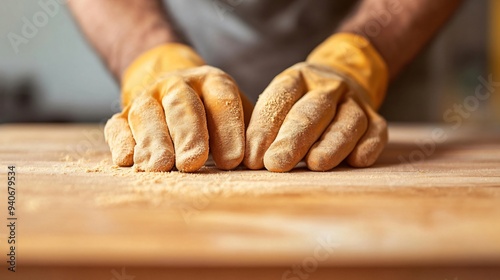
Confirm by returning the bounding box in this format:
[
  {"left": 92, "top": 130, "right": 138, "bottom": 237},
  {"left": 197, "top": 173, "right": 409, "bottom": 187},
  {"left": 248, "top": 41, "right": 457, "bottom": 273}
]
[
  {"left": 244, "top": 33, "right": 389, "bottom": 172},
  {"left": 104, "top": 43, "right": 253, "bottom": 172}
]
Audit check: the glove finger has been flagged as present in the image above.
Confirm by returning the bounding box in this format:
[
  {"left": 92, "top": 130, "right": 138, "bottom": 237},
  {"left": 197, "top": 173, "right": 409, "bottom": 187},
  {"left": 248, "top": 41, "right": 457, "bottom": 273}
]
[
  {"left": 346, "top": 102, "right": 388, "bottom": 167},
  {"left": 200, "top": 69, "right": 246, "bottom": 170},
  {"left": 160, "top": 76, "right": 209, "bottom": 172},
  {"left": 264, "top": 81, "right": 346, "bottom": 172},
  {"left": 239, "top": 90, "right": 254, "bottom": 128},
  {"left": 104, "top": 111, "right": 135, "bottom": 167},
  {"left": 306, "top": 97, "right": 368, "bottom": 171},
  {"left": 244, "top": 67, "right": 307, "bottom": 169},
  {"left": 128, "top": 95, "right": 175, "bottom": 172}
]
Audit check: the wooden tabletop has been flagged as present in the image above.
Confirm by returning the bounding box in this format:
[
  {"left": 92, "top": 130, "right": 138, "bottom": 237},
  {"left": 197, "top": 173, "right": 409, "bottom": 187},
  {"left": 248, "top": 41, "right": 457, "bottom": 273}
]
[{"left": 0, "top": 123, "right": 499, "bottom": 279}]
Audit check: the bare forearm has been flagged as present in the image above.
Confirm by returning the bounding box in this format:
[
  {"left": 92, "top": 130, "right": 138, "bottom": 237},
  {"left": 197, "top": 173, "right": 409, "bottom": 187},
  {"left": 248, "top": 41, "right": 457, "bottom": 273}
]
[
  {"left": 338, "top": 0, "right": 462, "bottom": 79},
  {"left": 68, "top": 0, "right": 180, "bottom": 79}
]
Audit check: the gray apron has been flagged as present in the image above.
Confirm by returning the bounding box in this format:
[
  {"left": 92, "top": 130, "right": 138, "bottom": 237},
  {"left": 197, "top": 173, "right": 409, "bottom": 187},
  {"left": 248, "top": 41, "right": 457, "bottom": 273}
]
[{"left": 164, "top": 0, "right": 355, "bottom": 101}]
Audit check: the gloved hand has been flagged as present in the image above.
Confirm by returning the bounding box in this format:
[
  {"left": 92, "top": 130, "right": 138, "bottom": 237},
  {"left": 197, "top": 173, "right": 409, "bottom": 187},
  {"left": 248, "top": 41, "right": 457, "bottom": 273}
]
[
  {"left": 104, "top": 43, "right": 253, "bottom": 172},
  {"left": 244, "top": 33, "right": 389, "bottom": 172}
]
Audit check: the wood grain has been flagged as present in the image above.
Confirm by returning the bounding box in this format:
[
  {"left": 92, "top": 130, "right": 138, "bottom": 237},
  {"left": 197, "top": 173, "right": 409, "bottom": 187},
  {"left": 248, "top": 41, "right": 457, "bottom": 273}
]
[{"left": 0, "top": 124, "right": 499, "bottom": 279}]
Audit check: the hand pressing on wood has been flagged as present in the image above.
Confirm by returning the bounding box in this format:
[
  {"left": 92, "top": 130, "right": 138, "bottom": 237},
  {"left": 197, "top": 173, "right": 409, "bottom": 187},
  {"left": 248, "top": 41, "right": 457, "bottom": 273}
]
[
  {"left": 104, "top": 44, "right": 253, "bottom": 172},
  {"left": 244, "top": 33, "right": 388, "bottom": 172},
  {"left": 69, "top": 1, "right": 253, "bottom": 172},
  {"left": 70, "top": 0, "right": 461, "bottom": 173}
]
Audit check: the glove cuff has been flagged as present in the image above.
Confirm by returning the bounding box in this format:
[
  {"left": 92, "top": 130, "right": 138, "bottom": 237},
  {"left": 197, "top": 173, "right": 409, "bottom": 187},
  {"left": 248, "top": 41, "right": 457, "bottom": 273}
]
[
  {"left": 121, "top": 43, "right": 205, "bottom": 106},
  {"left": 307, "top": 33, "right": 388, "bottom": 109}
]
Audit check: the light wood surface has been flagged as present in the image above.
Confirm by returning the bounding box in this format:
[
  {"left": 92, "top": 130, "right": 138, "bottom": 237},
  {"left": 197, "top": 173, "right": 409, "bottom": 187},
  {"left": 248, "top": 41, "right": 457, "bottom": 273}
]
[{"left": 0, "top": 123, "right": 499, "bottom": 279}]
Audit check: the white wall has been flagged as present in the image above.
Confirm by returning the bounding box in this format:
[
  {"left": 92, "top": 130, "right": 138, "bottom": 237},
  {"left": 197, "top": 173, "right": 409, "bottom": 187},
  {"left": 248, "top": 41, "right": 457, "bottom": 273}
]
[{"left": 0, "top": 0, "right": 119, "bottom": 122}]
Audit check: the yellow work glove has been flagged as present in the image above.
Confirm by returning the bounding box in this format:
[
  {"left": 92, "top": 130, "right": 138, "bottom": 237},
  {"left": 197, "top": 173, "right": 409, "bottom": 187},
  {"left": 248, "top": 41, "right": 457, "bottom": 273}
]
[
  {"left": 104, "top": 43, "right": 253, "bottom": 172},
  {"left": 244, "top": 33, "right": 389, "bottom": 172}
]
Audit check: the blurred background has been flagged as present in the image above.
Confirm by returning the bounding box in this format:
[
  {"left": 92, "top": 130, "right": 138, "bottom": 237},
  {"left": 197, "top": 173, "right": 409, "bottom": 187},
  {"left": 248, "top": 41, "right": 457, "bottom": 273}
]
[{"left": 0, "top": 0, "right": 498, "bottom": 123}]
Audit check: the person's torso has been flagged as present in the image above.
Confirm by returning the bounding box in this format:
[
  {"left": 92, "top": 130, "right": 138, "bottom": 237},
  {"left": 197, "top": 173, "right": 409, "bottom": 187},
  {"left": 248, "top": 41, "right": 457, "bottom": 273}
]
[{"left": 164, "top": 0, "right": 356, "bottom": 100}]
